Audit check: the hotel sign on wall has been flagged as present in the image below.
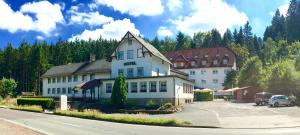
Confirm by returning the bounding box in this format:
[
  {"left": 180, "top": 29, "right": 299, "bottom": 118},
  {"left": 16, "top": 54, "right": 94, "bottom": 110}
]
[{"left": 124, "top": 61, "right": 136, "bottom": 66}]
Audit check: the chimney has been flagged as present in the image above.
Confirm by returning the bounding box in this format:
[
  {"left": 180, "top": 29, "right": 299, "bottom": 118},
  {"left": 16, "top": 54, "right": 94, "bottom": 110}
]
[{"left": 90, "top": 53, "right": 96, "bottom": 62}]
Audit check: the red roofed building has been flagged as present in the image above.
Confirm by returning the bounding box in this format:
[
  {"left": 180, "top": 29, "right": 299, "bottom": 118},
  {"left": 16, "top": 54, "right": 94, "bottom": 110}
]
[{"left": 165, "top": 47, "right": 237, "bottom": 90}]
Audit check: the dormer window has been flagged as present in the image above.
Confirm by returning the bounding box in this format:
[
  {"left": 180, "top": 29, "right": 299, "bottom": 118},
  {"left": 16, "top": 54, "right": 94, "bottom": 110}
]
[
  {"left": 191, "top": 61, "right": 195, "bottom": 66},
  {"left": 213, "top": 59, "right": 218, "bottom": 65},
  {"left": 180, "top": 62, "right": 184, "bottom": 67},
  {"left": 201, "top": 60, "right": 207, "bottom": 66},
  {"left": 223, "top": 58, "right": 228, "bottom": 65},
  {"left": 128, "top": 39, "right": 132, "bottom": 45}
]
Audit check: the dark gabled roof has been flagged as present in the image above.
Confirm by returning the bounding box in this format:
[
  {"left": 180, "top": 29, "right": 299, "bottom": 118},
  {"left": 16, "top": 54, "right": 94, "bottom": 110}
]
[
  {"left": 42, "top": 59, "right": 111, "bottom": 78},
  {"left": 42, "top": 62, "right": 86, "bottom": 77},
  {"left": 75, "top": 59, "right": 111, "bottom": 74},
  {"left": 112, "top": 31, "right": 171, "bottom": 64}
]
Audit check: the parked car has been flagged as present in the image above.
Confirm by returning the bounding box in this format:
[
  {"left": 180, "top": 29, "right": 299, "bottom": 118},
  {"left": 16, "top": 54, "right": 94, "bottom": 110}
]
[
  {"left": 254, "top": 92, "right": 273, "bottom": 105},
  {"left": 268, "top": 95, "right": 295, "bottom": 107}
]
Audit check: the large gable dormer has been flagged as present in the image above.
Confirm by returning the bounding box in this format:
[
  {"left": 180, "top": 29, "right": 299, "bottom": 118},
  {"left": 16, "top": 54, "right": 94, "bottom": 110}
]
[{"left": 111, "top": 31, "right": 171, "bottom": 78}]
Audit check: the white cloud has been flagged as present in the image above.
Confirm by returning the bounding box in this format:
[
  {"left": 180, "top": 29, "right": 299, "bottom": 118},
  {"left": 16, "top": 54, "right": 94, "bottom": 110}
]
[
  {"left": 0, "top": 0, "right": 64, "bottom": 35},
  {"left": 279, "top": 3, "right": 289, "bottom": 17},
  {"left": 36, "top": 35, "right": 44, "bottom": 40},
  {"left": 157, "top": 26, "right": 173, "bottom": 37},
  {"left": 172, "top": 0, "right": 248, "bottom": 36},
  {"left": 95, "top": 0, "right": 164, "bottom": 16},
  {"left": 69, "top": 18, "right": 140, "bottom": 41},
  {"left": 166, "top": 0, "right": 182, "bottom": 11},
  {"left": 69, "top": 9, "right": 113, "bottom": 26}
]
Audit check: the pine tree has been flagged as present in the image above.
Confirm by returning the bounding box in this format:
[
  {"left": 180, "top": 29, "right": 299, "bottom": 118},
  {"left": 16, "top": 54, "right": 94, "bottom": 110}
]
[
  {"left": 222, "top": 29, "right": 233, "bottom": 46},
  {"left": 210, "top": 29, "right": 222, "bottom": 47},
  {"left": 286, "top": 0, "right": 300, "bottom": 42}
]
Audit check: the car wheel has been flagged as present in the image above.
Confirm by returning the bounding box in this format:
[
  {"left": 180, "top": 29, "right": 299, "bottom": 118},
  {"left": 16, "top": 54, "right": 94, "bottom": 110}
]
[
  {"left": 274, "top": 102, "right": 279, "bottom": 107},
  {"left": 256, "top": 102, "right": 260, "bottom": 106},
  {"left": 290, "top": 102, "right": 295, "bottom": 106}
]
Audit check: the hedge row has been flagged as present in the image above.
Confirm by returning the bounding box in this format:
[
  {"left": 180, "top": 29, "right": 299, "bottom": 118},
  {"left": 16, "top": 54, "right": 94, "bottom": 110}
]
[
  {"left": 16, "top": 98, "right": 55, "bottom": 110},
  {"left": 194, "top": 90, "right": 213, "bottom": 101}
]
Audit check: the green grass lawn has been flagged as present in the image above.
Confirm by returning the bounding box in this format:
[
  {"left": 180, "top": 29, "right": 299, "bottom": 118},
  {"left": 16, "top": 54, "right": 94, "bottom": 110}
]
[{"left": 10, "top": 105, "right": 191, "bottom": 127}]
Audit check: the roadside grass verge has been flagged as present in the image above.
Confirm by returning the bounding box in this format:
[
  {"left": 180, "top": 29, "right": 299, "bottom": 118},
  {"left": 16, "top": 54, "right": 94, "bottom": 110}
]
[
  {"left": 10, "top": 105, "right": 191, "bottom": 127},
  {"left": 10, "top": 105, "right": 43, "bottom": 113},
  {"left": 55, "top": 110, "right": 191, "bottom": 126}
]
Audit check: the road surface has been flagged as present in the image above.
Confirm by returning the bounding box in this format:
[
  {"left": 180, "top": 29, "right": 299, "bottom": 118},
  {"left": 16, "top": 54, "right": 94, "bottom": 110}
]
[{"left": 0, "top": 108, "right": 300, "bottom": 135}]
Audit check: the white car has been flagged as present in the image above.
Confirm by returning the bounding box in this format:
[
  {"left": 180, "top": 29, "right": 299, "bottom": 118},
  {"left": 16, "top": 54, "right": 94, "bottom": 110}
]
[{"left": 268, "top": 95, "right": 295, "bottom": 107}]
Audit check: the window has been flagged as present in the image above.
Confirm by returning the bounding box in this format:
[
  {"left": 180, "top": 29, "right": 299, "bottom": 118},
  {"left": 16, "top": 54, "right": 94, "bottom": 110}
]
[
  {"left": 68, "top": 87, "right": 72, "bottom": 94},
  {"left": 180, "top": 62, "right": 184, "bottom": 67},
  {"left": 140, "top": 82, "right": 147, "bottom": 92},
  {"left": 137, "top": 48, "right": 143, "bottom": 58},
  {"left": 159, "top": 81, "right": 167, "bottom": 92},
  {"left": 223, "top": 59, "right": 228, "bottom": 65},
  {"left": 62, "top": 88, "right": 66, "bottom": 94},
  {"left": 127, "top": 68, "right": 134, "bottom": 78},
  {"left": 52, "top": 78, "right": 56, "bottom": 83},
  {"left": 201, "top": 61, "right": 207, "bottom": 66},
  {"left": 191, "top": 61, "right": 196, "bottom": 66},
  {"left": 137, "top": 67, "right": 144, "bottom": 77},
  {"left": 191, "top": 79, "right": 195, "bottom": 83},
  {"left": 57, "top": 77, "right": 61, "bottom": 83},
  {"left": 82, "top": 75, "right": 87, "bottom": 81},
  {"left": 213, "top": 59, "right": 218, "bottom": 65},
  {"left": 130, "top": 82, "right": 138, "bottom": 93},
  {"left": 90, "top": 74, "right": 95, "bottom": 80},
  {"left": 201, "top": 70, "right": 206, "bottom": 75},
  {"left": 213, "top": 70, "right": 218, "bottom": 74},
  {"left": 62, "top": 76, "right": 66, "bottom": 83},
  {"left": 128, "top": 39, "right": 132, "bottom": 45},
  {"left": 106, "top": 83, "right": 112, "bottom": 93},
  {"left": 174, "top": 63, "right": 177, "bottom": 67},
  {"left": 156, "top": 68, "right": 160, "bottom": 76},
  {"left": 118, "top": 69, "right": 124, "bottom": 75},
  {"left": 68, "top": 76, "right": 72, "bottom": 82},
  {"left": 126, "top": 82, "right": 129, "bottom": 92},
  {"left": 213, "top": 79, "right": 218, "bottom": 84},
  {"left": 190, "top": 70, "right": 195, "bottom": 75},
  {"left": 74, "top": 75, "right": 78, "bottom": 82},
  {"left": 149, "top": 81, "right": 157, "bottom": 92},
  {"left": 201, "top": 80, "right": 207, "bottom": 84},
  {"left": 48, "top": 78, "right": 51, "bottom": 84},
  {"left": 48, "top": 88, "right": 51, "bottom": 94},
  {"left": 52, "top": 88, "right": 56, "bottom": 94},
  {"left": 57, "top": 88, "right": 61, "bottom": 94},
  {"left": 117, "top": 51, "right": 124, "bottom": 60},
  {"left": 224, "top": 69, "right": 231, "bottom": 74},
  {"left": 127, "top": 50, "right": 134, "bottom": 59}
]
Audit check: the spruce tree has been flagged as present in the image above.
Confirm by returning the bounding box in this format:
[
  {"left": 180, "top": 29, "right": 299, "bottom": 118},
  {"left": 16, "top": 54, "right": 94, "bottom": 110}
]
[{"left": 111, "top": 75, "right": 127, "bottom": 108}]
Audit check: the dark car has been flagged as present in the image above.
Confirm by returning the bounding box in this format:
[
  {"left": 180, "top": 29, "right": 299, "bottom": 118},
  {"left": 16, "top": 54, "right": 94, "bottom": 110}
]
[{"left": 254, "top": 92, "right": 273, "bottom": 105}]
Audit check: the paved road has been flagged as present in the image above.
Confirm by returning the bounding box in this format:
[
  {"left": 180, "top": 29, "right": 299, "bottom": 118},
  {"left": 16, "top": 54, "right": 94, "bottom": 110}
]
[{"left": 1, "top": 108, "right": 300, "bottom": 135}]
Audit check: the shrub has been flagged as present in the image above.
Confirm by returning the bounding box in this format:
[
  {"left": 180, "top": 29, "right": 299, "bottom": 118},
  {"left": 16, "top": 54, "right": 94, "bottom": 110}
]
[
  {"left": 194, "top": 90, "right": 213, "bottom": 101},
  {"left": 146, "top": 100, "right": 158, "bottom": 110},
  {"left": 16, "top": 98, "right": 55, "bottom": 110},
  {"left": 159, "top": 103, "right": 173, "bottom": 110},
  {"left": 111, "top": 75, "right": 127, "bottom": 108},
  {"left": 11, "top": 105, "right": 43, "bottom": 112}
]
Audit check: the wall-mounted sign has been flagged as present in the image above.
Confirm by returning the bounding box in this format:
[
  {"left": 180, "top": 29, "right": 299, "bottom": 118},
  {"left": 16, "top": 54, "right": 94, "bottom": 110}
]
[{"left": 124, "top": 61, "right": 136, "bottom": 66}]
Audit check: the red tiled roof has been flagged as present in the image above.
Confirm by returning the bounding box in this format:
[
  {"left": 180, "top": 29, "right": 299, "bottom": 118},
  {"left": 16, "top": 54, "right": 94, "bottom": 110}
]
[{"left": 165, "top": 47, "right": 236, "bottom": 69}]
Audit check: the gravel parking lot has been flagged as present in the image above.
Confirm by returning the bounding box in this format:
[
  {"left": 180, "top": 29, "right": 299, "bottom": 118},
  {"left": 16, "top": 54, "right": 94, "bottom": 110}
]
[{"left": 155, "top": 100, "right": 300, "bottom": 128}]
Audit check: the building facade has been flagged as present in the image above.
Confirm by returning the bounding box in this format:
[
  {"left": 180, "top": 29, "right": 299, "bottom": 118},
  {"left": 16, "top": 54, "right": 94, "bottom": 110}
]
[
  {"left": 165, "top": 47, "right": 236, "bottom": 90},
  {"left": 41, "top": 32, "right": 194, "bottom": 106}
]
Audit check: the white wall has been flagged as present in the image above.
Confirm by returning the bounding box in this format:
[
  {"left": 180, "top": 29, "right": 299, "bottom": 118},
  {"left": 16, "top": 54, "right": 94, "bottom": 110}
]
[
  {"left": 111, "top": 37, "right": 170, "bottom": 78},
  {"left": 100, "top": 76, "right": 193, "bottom": 100},
  {"left": 42, "top": 73, "right": 110, "bottom": 98},
  {"left": 179, "top": 67, "right": 234, "bottom": 90}
]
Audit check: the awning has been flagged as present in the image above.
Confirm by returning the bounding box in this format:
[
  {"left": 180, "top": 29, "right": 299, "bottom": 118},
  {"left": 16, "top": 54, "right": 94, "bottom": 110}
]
[{"left": 74, "top": 79, "right": 102, "bottom": 90}]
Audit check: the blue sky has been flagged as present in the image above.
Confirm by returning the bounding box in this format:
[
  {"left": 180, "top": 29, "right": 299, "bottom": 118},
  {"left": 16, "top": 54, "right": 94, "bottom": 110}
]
[{"left": 0, "top": 0, "right": 290, "bottom": 48}]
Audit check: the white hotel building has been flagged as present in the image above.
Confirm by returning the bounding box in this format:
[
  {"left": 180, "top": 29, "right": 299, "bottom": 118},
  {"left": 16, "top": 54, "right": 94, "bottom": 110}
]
[
  {"left": 165, "top": 47, "right": 237, "bottom": 90},
  {"left": 42, "top": 32, "right": 194, "bottom": 106}
]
